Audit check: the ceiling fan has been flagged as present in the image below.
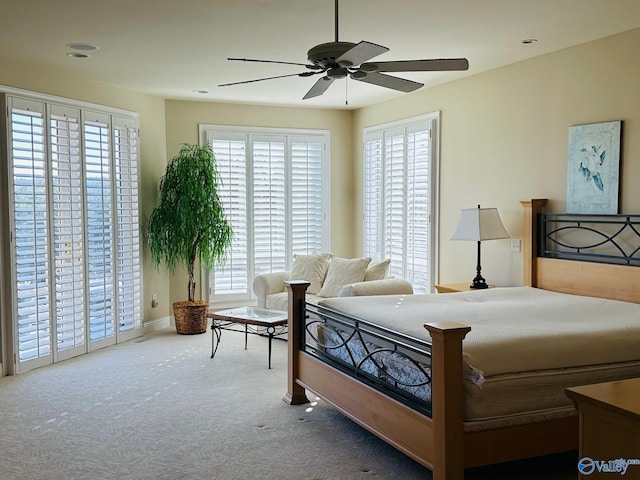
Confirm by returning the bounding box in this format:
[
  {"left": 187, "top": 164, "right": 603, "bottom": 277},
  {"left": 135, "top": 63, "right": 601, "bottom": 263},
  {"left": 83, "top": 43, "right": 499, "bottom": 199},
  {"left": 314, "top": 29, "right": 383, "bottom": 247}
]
[{"left": 219, "top": 0, "right": 469, "bottom": 100}]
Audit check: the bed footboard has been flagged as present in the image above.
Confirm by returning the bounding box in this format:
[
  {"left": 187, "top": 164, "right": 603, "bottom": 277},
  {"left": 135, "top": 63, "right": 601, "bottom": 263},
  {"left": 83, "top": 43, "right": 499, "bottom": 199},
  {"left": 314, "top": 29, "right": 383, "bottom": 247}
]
[{"left": 283, "top": 280, "right": 471, "bottom": 480}]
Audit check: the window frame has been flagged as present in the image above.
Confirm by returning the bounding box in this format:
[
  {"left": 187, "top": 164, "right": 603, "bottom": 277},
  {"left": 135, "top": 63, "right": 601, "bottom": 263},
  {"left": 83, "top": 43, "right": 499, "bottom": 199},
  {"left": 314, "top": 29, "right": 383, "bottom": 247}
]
[
  {"left": 198, "top": 124, "right": 331, "bottom": 306},
  {"left": 362, "top": 112, "right": 440, "bottom": 294}
]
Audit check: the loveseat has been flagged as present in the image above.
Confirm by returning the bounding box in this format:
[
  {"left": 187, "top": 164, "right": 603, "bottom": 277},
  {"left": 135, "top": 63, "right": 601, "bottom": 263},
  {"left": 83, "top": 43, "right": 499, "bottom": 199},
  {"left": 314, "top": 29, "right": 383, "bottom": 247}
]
[{"left": 252, "top": 254, "right": 413, "bottom": 311}]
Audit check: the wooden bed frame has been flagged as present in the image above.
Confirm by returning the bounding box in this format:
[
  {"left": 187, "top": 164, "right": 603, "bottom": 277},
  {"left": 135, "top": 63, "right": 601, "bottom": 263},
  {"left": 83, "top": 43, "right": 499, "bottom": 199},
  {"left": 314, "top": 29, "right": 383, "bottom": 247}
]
[{"left": 282, "top": 199, "right": 640, "bottom": 480}]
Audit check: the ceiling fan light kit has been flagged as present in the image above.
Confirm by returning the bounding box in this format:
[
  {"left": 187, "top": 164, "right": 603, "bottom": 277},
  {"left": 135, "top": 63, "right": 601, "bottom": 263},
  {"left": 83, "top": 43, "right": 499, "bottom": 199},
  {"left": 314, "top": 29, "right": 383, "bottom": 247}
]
[{"left": 220, "top": 0, "right": 469, "bottom": 100}]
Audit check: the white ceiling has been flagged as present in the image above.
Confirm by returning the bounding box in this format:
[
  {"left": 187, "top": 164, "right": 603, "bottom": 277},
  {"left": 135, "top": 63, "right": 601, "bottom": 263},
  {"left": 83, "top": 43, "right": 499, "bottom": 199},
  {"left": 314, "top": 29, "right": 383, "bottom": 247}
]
[{"left": 2, "top": 0, "right": 640, "bottom": 109}]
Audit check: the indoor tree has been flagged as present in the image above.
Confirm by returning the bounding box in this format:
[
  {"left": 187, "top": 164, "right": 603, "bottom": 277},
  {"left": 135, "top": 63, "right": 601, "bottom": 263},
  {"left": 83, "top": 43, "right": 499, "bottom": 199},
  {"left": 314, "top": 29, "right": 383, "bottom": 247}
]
[{"left": 148, "top": 144, "right": 233, "bottom": 333}]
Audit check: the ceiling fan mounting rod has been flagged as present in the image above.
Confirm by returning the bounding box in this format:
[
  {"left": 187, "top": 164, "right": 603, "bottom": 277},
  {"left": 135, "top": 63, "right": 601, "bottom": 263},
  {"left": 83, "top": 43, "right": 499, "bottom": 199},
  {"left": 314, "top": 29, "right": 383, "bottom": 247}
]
[{"left": 334, "top": 0, "right": 339, "bottom": 42}]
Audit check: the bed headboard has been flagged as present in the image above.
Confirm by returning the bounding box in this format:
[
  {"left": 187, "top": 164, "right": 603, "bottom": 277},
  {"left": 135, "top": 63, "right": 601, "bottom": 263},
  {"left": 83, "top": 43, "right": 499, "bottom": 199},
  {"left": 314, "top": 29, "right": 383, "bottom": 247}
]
[{"left": 521, "top": 199, "right": 640, "bottom": 304}]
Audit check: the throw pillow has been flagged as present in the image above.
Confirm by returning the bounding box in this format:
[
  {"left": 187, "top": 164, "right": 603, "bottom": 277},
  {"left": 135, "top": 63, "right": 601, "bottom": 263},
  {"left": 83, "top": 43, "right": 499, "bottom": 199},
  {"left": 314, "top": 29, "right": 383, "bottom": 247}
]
[
  {"left": 290, "top": 253, "right": 333, "bottom": 294},
  {"left": 318, "top": 257, "right": 372, "bottom": 297},
  {"left": 364, "top": 259, "right": 391, "bottom": 281}
]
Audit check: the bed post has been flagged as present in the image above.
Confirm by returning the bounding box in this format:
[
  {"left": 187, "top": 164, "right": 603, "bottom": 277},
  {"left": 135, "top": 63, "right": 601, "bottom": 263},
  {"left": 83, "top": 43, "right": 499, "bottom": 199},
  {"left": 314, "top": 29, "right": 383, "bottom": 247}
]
[
  {"left": 520, "top": 199, "right": 547, "bottom": 287},
  {"left": 424, "top": 322, "right": 471, "bottom": 480},
  {"left": 282, "top": 280, "right": 311, "bottom": 405}
]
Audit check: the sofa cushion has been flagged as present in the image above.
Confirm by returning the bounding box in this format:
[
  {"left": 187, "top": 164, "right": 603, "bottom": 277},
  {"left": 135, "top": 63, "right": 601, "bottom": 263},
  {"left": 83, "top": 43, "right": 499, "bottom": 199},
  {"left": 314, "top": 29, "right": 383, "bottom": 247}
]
[
  {"left": 266, "top": 291, "right": 324, "bottom": 311},
  {"left": 318, "top": 257, "right": 371, "bottom": 297},
  {"left": 339, "top": 278, "right": 414, "bottom": 297},
  {"left": 290, "top": 253, "right": 332, "bottom": 294},
  {"left": 364, "top": 259, "right": 391, "bottom": 281}
]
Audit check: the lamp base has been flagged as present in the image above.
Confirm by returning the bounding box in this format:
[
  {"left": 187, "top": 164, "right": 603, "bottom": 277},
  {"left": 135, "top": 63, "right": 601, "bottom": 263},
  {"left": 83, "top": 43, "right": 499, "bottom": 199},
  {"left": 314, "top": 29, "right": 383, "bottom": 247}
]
[
  {"left": 470, "top": 275, "right": 488, "bottom": 289},
  {"left": 470, "top": 240, "right": 489, "bottom": 289}
]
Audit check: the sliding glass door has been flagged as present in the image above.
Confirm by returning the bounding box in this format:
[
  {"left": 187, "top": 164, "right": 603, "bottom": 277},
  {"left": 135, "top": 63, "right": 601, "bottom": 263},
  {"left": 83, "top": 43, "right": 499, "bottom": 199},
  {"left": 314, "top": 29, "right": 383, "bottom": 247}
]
[{"left": 2, "top": 94, "right": 142, "bottom": 373}]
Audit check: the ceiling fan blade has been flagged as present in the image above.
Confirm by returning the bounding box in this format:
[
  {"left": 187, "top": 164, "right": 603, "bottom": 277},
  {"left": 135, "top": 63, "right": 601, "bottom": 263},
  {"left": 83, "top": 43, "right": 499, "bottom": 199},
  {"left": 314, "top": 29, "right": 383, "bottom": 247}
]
[
  {"left": 228, "top": 57, "right": 322, "bottom": 70},
  {"left": 351, "top": 72, "right": 423, "bottom": 93},
  {"left": 219, "top": 71, "right": 317, "bottom": 87},
  {"left": 363, "top": 58, "right": 469, "bottom": 73},
  {"left": 336, "top": 41, "right": 389, "bottom": 67},
  {"left": 303, "top": 76, "right": 335, "bottom": 99}
]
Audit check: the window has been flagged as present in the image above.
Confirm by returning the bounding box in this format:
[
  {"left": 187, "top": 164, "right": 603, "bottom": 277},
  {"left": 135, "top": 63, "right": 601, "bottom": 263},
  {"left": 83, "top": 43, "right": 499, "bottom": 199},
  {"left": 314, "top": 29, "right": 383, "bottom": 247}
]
[
  {"left": 1, "top": 92, "right": 142, "bottom": 374},
  {"left": 200, "top": 125, "right": 330, "bottom": 304},
  {"left": 363, "top": 113, "right": 439, "bottom": 294}
]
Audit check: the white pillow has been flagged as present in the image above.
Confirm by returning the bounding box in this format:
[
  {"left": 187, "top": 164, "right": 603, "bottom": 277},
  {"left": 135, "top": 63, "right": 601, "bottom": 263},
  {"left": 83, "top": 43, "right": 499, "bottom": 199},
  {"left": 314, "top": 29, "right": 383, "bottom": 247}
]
[
  {"left": 364, "top": 259, "right": 391, "bottom": 281},
  {"left": 290, "top": 253, "right": 332, "bottom": 294},
  {"left": 318, "top": 257, "right": 371, "bottom": 297}
]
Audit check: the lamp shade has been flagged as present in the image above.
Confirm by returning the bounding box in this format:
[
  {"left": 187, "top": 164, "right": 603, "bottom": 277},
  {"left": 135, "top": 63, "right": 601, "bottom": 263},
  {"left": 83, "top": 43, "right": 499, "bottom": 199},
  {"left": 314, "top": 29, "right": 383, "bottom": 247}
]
[{"left": 451, "top": 206, "right": 509, "bottom": 241}]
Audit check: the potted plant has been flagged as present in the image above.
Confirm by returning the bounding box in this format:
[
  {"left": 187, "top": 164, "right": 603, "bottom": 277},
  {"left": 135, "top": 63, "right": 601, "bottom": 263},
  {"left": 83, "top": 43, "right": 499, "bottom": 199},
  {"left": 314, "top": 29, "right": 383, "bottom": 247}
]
[{"left": 148, "top": 144, "right": 233, "bottom": 334}]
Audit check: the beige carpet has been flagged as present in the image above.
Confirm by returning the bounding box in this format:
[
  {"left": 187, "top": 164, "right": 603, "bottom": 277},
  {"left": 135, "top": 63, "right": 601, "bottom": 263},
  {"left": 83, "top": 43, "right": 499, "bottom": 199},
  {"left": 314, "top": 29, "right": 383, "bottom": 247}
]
[{"left": 0, "top": 328, "right": 577, "bottom": 479}]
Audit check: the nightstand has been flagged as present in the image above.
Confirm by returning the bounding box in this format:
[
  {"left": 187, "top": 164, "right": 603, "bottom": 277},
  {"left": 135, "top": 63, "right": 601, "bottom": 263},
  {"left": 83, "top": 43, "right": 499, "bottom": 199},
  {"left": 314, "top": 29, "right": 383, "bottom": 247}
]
[
  {"left": 566, "top": 378, "right": 640, "bottom": 479},
  {"left": 434, "top": 283, "right": 494, "bottom": 293}
]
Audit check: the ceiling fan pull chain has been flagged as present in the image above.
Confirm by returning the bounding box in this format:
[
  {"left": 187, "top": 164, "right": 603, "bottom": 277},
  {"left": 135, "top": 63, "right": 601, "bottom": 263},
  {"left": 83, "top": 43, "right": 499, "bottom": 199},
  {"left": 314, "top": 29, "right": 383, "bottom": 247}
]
[{"left": 345, "top": 77, "right": 348, "bottom": 106}]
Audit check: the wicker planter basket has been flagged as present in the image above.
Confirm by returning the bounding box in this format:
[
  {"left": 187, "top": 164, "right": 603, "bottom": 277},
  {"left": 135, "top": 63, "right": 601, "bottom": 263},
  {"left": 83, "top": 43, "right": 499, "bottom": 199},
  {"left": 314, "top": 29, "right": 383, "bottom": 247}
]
[{"left": 173, "top": 300, "right": 209, "bottom": 334}]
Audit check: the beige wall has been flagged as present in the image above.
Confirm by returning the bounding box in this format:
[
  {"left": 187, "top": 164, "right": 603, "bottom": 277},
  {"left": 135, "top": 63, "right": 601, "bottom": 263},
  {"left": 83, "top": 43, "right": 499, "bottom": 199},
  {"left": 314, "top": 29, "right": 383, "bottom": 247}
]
[
  {"left": 353, "top": 27, "right": 640, "bottom": 288},
  {"left": 0, "top": 57, "right": 170, "bottom": 325},
  {"left": 2, "top": 26, "right": 639, "bottom": 332},
  {"left": 163, "top": 100, "right": 354, "bottom": 306}
]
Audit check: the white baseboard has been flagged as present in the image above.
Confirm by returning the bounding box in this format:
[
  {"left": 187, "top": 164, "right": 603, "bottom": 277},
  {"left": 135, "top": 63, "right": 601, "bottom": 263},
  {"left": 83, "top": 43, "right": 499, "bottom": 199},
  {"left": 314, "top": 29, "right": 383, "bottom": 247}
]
[{"left": 143, "top": 316, "right": 172, "bottom": 334}]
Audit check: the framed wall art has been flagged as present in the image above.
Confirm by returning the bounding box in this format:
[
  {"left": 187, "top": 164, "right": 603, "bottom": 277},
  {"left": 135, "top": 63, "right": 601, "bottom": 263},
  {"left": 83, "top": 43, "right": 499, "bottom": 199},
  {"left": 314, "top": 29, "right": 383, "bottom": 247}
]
[{"left": 566, "top": 120, "right": 622, "bottom": 214}]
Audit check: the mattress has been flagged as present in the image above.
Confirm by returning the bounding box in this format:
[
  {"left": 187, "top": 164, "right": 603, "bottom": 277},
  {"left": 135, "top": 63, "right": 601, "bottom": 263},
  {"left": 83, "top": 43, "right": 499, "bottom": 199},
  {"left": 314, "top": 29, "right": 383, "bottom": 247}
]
[{"left": 316, "top": 287, "right": 640, "bottom": 424}]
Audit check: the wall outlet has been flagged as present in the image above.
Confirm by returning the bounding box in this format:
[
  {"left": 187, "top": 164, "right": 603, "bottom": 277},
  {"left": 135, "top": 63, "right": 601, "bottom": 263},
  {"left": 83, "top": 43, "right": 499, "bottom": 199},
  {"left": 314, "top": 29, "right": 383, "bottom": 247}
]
[
  {"left": 151, "top": 293, "right": 158, "bottom": 308},
  {"left": 511, "top": 239, "right": 522, "bottom": 253}
]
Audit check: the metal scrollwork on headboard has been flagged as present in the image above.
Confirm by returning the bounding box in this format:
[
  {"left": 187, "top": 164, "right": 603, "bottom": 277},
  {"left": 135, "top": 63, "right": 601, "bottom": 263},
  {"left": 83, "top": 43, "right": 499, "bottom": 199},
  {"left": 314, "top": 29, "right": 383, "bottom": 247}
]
[{"left": 541, "top": 213, "right": 640, "bottom": 266}]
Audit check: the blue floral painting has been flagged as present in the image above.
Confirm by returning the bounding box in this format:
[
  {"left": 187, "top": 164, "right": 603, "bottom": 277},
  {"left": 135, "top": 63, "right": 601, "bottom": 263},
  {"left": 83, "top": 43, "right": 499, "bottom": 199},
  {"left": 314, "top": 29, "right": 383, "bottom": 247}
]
[{"left": 566, "top": 121, "right": 621, "bottom": 214}]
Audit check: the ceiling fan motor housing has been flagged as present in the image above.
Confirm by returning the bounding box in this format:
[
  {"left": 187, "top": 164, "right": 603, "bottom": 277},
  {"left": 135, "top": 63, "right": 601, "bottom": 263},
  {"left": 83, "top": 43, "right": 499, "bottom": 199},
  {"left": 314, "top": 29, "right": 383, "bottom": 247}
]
[
  {"left": 327, "top": 67, "right": 347, "bottom": 79},
  {"left": 307, "top": 41, "right": 356, "bottom": 68}
]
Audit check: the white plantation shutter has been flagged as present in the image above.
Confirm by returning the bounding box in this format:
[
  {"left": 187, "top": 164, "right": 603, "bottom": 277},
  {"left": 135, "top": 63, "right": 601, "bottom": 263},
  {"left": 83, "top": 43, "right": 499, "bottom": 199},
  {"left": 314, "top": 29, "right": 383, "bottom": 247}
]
[
  {"left": 113, "top": 116, "right": 141, "bottom": 338},
  {"left": 405, "top": 125, "right": 431, "bottom": 289},
  {"left": 383, "top": 128, "right": 406, "bottom": 281},
  {"left": 363, "top": 113, "right": 438, "bottom": 294},
  {"left": 291, "top": 139, "right": 324, "bottom": 253},
  {"left": 203, "top": 126, "right": 329, "bottom": 303},
  {"left": 363, "top": 133, "right": 383, "bottom": 260},
  {"left": 50, "top": 104, "right": 86, "bottom": 360},
  {"left": 2, "top": 92, "right": 141, "bottom": 373},
  {"left": 83, "top": 112, "right": 115, "bottom": 346},
  {"left": 253, "top": 136, "right": 287, "bottom": 275},
  {"left": 210, "top": 135, "right": 249, "bottom": 295},
  {"left": 10, "top": 98, "right": 52, "bottom": 369}
]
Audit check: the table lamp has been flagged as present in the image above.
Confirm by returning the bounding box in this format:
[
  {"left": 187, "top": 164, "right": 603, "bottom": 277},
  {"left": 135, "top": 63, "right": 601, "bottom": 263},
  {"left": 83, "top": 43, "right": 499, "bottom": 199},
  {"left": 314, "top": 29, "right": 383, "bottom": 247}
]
[{"left": 451, "top": 205, "right": 509, "bottom": 289}]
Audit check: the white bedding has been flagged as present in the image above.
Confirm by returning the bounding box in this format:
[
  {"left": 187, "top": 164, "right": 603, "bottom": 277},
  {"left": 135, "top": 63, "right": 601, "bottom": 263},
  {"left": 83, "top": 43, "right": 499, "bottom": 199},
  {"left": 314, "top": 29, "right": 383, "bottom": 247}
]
[
  {"left": 318, "top": 286, "right": 640, "bottom": 379},
  {"left": 317, "top": 286, "right": 640, "bottom": 423}
]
